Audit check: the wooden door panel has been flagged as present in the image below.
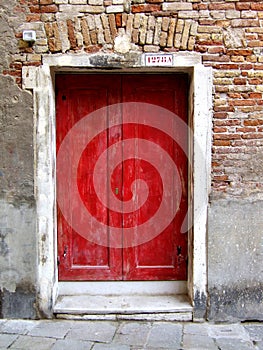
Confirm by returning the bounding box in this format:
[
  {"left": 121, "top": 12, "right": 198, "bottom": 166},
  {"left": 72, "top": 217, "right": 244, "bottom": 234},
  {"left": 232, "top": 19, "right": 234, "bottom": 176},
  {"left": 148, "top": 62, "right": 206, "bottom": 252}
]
[
  {"left": 122, "top": 74, "right": 188, "bottom": 280},
  {"left": 56, "top": 74, "right": 188, "bottom": 281},
  {"left": 56, "top": 75, "right": 122, "bottom": 280}
]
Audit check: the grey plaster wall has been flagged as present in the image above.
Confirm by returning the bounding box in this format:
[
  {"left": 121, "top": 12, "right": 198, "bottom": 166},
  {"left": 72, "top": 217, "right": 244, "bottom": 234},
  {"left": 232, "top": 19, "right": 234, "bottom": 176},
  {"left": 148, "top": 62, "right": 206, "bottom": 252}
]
[
  {"left": 208, "top": 200, "right": 263, "bottom": 322},
  {"left": 0, "top": 1, "right": 36, "bottom": 318}
]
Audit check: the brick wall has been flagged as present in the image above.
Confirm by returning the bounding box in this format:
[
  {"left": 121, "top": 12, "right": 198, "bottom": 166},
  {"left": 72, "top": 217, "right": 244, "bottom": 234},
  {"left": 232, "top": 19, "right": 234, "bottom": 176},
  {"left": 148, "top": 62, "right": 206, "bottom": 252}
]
[{"left": 5, "top": 0, "right": 263, "bottom": 199}]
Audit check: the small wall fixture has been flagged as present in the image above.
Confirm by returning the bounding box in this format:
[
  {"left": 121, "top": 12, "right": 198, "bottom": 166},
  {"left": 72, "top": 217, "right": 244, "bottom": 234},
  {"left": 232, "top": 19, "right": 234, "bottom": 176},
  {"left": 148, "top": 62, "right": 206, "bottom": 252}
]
[{"left": 23, "top": 30, "right": 36, "bottom": 42}]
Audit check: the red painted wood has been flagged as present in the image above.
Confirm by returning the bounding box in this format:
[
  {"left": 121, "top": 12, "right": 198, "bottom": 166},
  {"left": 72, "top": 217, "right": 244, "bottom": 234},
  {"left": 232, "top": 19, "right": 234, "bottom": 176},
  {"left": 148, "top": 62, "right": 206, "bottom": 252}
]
[
  {"left": 56, "top": 74, "right": 188, "bottom": 281},
  {"left": 122, "top": 75, "right": 188, "bottom": 280},
  {"left": 56, "top": 75, "right": 122, "bottom": 280}
]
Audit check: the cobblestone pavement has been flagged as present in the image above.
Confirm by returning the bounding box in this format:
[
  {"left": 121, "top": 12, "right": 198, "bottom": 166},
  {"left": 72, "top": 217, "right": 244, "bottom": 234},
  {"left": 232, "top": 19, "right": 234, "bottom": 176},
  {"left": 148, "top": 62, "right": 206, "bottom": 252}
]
[{"left": 0, "top": 319, "right": 262, "bottom": 350}]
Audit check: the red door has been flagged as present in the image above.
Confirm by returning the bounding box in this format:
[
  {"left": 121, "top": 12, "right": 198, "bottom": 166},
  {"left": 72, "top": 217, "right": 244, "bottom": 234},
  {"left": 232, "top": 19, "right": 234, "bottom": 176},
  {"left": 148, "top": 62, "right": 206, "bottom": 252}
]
[{"left": 56, "top": 74, "right": 188, "bottom": 281}]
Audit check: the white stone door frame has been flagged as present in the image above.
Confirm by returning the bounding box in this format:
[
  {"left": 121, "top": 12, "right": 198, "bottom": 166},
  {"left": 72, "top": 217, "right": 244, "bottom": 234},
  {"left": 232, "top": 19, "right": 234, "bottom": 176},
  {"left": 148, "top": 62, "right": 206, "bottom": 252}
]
[{"left": 22, "top": 52, "right": 212, "bottom": 320}]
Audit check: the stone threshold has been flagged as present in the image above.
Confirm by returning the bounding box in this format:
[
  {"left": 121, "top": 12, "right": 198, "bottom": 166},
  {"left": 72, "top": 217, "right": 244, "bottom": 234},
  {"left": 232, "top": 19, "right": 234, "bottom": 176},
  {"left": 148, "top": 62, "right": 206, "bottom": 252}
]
[{"left": 54, "top": 294, "right": 192, "bottom": 321}]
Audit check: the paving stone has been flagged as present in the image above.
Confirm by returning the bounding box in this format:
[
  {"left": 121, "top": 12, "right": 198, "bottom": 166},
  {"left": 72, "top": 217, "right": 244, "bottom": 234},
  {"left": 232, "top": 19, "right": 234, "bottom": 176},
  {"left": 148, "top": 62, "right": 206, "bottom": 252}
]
[
  {"left": 93, "top": 343, "right": 130, "bottom": 350},
  {"left": 183, "top": 323, "right": 209, "bottom": 336},
  {"left": 28, "top": 320, "right": 72, "bottom": 339},
  {"left": 182, "top": 333, "right": 218, "bottom": 350},
  {"left": 146, "top": 322, "right": 182, "bottom": 349},
  {"left": 10, "top": 335, "right": 56, "bottom": 350},
  {"left": 66, "top": 321, "right": 117, "bottom": 343},
  {"left": 1, "top": 320, "right": 37, "bottom": 335},
  {"left": 114, "top": 322, "right": 151, "bottom": 346},
  {"left": 207, "top": 324, "right": 250, "bottom": 341},
  {"left": 244, "top": 324, "right": 263, "bottom": 342},
  {"left": 0, "top": 334, "right": 18, "bottom": 348},
  {"left": 51, "top": 338, "right": 93, "bottom": 350},
  {"left": 214, "top": 337, "right": 254, "bottom": 350}
]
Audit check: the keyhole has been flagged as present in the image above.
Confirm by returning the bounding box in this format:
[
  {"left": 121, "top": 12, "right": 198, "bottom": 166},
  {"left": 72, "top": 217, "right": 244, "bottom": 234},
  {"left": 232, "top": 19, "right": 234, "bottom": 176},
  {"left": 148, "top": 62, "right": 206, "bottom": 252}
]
[
  {"left": 115, "top": 188, "right": 119, "bottom": 195},
  {"left": 177, "top": 246, "right": 182, "bottom": 255}
]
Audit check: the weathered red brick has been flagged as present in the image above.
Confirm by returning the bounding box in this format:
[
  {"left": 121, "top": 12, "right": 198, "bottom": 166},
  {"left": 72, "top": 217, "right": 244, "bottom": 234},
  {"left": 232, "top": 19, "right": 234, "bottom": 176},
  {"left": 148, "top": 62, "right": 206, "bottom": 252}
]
[
  {"left": 67, "top": 19, "right": 77, "bottom": 49},
  {"left": 9, "top": 62, "right": 22, "bottom": 69},
  {"left": 249, "top": 78, "right": 263, "bottom": 84},
  {"left": 147, "top": 0, "right": 164, "bottom": 4},
  {"left": 23, "top": 61, "right": 42, "bottom": 66},
  {"left": 214, "top": 133, "right": 241, "bottom": 140},
  {"left": 234, "top": 78, "right": 247, "bottom": 85},
  {"left": 81, "top": 18, "right": 90, "bottom": 46},
  {"left": 213, "top": 175, "right": 229, "bottom": 181},
  {"left": 215, "top": 119, "right": 241, "bottom": 126},
  {"left": 115, "top": 13, "right": 122, "bottom": 27},
  {"left": 203, "top": 55, "right": 230, "bottom": 62},
  {"left": 40, "top": 4, "right": 58, "bottom": 13},
  {"left": 215, "top": 64, "right": 240, "bottom": 69},
  {"left": 209, "top": 2, "right": 235, "bottom": 10},
  {"left": 250, "top": 92, "right": 262, "bottom": 98},
  {"left": 39, "top": 0, "right": 53, "bottom": 4},
  {"left": 248, "top": 40, "right": 263, "bottom": 47},
  {"left": 251, "top": 2, "right": 263, "bottom": 10},
  {"left": 131, "top": 4, "right": 161, "bottom": 13},
  {"left": 195, "top": 45, "right": 208, "bottom": 53},
  {"left": 246, "top": 34, "right": 257, "bottom": 40},
  {"left": 242, "top": 93, "right": 252, "bottom": 99},
  {"left": 236, "top": 127, "right": 257, "bottom": 132},
  {"left": 14, "top": 5, "right": 26, "bottom": 14},
  {"left": 228, "top": 93, "right": 241, "bottom": 99},
  {"left": 227, "top": 49, "right": 253, "bottom": 56},
  {"left": 230, "top": 99, "right": 256, "bottom": 106},
  {"left": 208, "top": 46, "right": 225, "bottom": 54},
  {"left": 15, "top": 32, "right": 23, "bottom": 38},
  {"left": 3, "top": 70, "right": 22, "bottom": 77},
  {"left": 196, "top": 40, "right": 223, "bottom": 46},
  {"left": 84, "top": 45, "right": 102, "bottom": 53},
  {"left": 199, "top": 19, "right": 216, "bottom": 26},
  {"left": 26, "top": 14, "right": 41, "bottom": 22},
  {"left": 214, "top": 126, "right": 227, "bottom": 133},
  {"left": 214, "top": 140, "right": 231, "bottom": 146},
  {"left": 244, "top": 119, "right": 263, "bottom": 126},
  {"left": 242, "top": 133, "right": 263, "bottom": 139},
  {"left": 212, "top": 161, "right": 221, "bottom": 167},
  {"left": 193, "top": 3, "right": 207, "bottom": 10},
  {"left": 214, "top": 106, "right": 235, "bottom": 112},
  {"left": 240, "top": 64, "right": 253, "bottom": 70},
  {"left": 90, "top": 30, "right": 97, "bottom": 45},
  {"left": 236, "top": 2, "right": 250, "bottom": 10},
  {"left": 214, "top": 112, "right": 228, "bottom": 119},
  {"left": 29, "top": 5, "right": 40, "bottom": 13},
  {"left": 215, "top": 86, "right": 230, "bottom": 93}
]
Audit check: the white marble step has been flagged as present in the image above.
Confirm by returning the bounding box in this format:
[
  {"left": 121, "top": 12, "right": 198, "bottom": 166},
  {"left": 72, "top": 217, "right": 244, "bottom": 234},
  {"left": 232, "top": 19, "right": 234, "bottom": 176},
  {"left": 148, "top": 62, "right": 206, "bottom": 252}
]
[{"left": 54, "top": 294, "right": 192, "bottom": 315}]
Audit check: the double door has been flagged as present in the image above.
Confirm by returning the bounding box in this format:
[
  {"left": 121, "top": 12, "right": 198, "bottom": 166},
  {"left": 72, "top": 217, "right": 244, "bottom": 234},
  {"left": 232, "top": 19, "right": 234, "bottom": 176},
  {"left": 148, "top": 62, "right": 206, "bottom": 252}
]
[{"left": 56, "top": 74, "right": 188, "bottom": 281}]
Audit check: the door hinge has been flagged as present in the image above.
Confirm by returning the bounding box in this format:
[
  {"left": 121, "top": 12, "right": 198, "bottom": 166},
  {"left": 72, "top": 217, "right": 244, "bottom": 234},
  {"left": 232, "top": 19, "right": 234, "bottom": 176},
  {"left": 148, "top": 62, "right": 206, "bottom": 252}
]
[{"left": 57, "top": 256, "right": 60, "bottom": 266}]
